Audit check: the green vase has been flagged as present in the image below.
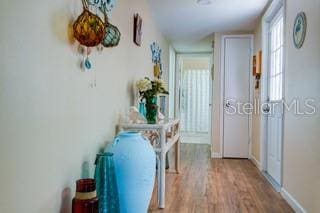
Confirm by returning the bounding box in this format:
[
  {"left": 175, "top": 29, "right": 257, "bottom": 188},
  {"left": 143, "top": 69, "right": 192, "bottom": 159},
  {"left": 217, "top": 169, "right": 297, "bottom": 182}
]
[{"left": 145, "top": 96, "right": 158, "bottom": 124}]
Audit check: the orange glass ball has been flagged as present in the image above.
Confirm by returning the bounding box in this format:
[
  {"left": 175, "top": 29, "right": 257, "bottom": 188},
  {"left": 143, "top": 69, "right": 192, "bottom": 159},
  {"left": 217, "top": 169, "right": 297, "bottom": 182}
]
[{"left": 73, "top": 9, "right": 105, "bottom": 47}]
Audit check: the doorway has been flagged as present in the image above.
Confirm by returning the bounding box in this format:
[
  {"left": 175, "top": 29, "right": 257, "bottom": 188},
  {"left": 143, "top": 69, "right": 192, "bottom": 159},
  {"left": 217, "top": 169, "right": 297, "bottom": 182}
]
[
  {"left": 221, "top": 35, "right": 253, "bottom": 158},
  {"left": 176, "top": 54, "right": 213, "bottom": 145}
]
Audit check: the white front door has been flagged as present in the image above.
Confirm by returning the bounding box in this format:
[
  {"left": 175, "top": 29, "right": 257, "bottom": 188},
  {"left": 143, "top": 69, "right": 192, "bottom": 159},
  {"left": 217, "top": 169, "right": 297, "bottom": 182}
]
[
  {"left": 223, "top": 36, "right": 252, "bottom": 158},
  {"left": 266, "top": 8, "right": 284, "bottom": 184}
]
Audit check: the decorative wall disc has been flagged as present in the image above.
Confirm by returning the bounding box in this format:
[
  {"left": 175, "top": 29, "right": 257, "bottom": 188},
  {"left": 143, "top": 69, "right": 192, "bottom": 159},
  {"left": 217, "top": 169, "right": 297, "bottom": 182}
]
[{"left": 293, "top": 12, "right": 307, "bottom": 49}]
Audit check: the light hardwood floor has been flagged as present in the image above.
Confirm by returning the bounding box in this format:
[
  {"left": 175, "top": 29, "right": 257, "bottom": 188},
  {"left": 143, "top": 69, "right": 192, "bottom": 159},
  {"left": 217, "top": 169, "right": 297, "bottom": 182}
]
[{"left": 149, "top": 144, "right": 293, "bottom": 213}]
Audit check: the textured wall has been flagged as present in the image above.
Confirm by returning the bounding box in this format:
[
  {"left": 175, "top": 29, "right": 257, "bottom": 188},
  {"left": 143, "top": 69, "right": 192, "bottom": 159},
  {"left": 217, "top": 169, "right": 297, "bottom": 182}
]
[
  {"left": 0, "top": 0, "right": 168, "bottom": 212},
  {"left": 252, "top": 0, "right": 320, "bottom": 211},
  {"left": 252, "top": 21, "right": 262, "bottom": 162},
  {"left": 282, "top": 0, "right": 320, "bottom": 211}
]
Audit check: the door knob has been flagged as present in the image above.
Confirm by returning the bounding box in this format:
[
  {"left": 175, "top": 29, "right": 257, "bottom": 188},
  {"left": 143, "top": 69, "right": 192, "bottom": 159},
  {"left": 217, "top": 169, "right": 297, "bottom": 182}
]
[{"left": 263, "top": 106, "right": 270, "bottom": 113}]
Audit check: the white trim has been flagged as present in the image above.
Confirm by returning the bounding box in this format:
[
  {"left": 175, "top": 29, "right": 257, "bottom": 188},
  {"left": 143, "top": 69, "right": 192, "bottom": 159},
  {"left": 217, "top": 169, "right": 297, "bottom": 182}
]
[
  {"left": 220, "top": 34, "right": 254, "bottom": 158},
  {"left": 219, "top": 36, "right": 225, "bottom": 157},
  {"left": 211, "top": 152, "right": 222, "bottom": 158},
  {"left": 248, "top": 37, "right": 254, "bottom": 161},
  {"left": 280, "top": 188, "right": 306, "bottom": 213},
  {"left": 175, "top": 54, "right": 181, "bottom": 119},
  {"left": 260, "top": 0, "right": 286, "bottom": 185},
  {"left": 263, "top": 172, "right": 281, "bottom": 192},
  {"left": 168, "top": 46, "right": 176, "bottom": 119},
  {"left": 250, "top": 155, "right": 262, "bottom": 171},
  {"left": 260, "top": 10, "right": 269, "bottom": 174},
  {"left": 175, "top": 53, "right": 213, "bottom": 58}
]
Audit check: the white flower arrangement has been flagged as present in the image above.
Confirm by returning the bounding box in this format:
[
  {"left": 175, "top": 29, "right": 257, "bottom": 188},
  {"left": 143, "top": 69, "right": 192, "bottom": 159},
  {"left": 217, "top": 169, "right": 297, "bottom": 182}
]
[
  {"left": 153, "top": 78, "right": 166, "bottom": 88},
  {"left": 136, "top": 77, "right": 169, "bottom": 101},
  {"left": 136, "top": 78, "right": 152, "bottom": 92}
]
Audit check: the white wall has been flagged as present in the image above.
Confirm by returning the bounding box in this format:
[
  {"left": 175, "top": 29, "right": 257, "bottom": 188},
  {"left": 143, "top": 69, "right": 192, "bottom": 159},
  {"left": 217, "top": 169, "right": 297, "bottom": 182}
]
[
  {"left": 252, "top": 0, "right": 320, "bottom": 211},
  {"left": 182, "top": 57, "right": 211, "bottom": 70},
  {"left": 251, "top": 21, "right": 262, "bottom": 162},
  {"left": 282, "top": 0, "right": 320, "bottom": 211},
  {"left": 0, "top": 0, "right": 169, "bottom": 212},
  {"left": 212, "top": 33, "right": 222, "bottom": 153}
]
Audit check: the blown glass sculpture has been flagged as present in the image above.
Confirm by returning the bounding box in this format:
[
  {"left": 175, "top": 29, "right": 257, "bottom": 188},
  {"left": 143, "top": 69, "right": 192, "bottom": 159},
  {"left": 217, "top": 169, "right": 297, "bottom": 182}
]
[
  {"left": 73, "top": 0, "right": 104, "bottom": 47},
  {"left": 101, "top": 22, "right": 121, "bottom": 48}
]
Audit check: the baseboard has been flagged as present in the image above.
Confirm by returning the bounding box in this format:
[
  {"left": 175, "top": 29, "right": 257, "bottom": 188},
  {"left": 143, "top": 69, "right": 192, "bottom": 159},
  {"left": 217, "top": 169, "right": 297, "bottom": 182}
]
[
  {"left": 211, "top": 152, "right": 222, "bottom": 158},
  {"left": 250, "top": 155, "right": 262, "bottom": 171},
  {"left": 280, "top": 188, "right": 306, "bottom": 213},
  {"left": 262, "top": 172, "right": 281, "bottom": 192}
]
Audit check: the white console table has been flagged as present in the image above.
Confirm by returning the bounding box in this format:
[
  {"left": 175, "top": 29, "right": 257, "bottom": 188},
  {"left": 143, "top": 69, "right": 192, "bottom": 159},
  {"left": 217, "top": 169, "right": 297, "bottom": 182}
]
[{"left": 118, "top": 119, "right": 181, "bottom": 209}]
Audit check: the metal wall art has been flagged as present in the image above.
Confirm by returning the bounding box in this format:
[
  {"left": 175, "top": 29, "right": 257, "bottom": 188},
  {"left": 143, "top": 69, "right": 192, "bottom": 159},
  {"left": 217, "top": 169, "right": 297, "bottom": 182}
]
[
  {"left": 88, "top": 0, "right": 117, "bottom": 18},
  {"left": 150, "top": 42, "right": 161, "bottom": 64},
  {"left": 150, "top": 42, "right": 163, "bottom": 79},
  {"left": 134, "top": 14, "right": 143, "bottom": 46}
]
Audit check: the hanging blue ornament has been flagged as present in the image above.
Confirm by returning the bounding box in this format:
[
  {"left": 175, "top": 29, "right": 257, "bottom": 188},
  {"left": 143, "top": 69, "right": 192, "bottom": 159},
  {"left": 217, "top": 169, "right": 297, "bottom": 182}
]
[{"left": 84, "top": 57, "right": 92, "bottom": 70}]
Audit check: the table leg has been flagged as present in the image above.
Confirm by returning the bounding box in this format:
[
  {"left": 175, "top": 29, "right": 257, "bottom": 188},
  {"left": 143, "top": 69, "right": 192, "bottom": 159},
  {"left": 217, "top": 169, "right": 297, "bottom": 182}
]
[
  {"left": 158, "top": 152, "right": 166, "bottom": 209},
  {"left": 158, "top": 127, "right": 166, "bottom": 209},
  {"left": 175, "top": 138, "right": 180, "bottom": 174},
  {"left": 156, "top": 153, "right": 161, "bottom": 204}
]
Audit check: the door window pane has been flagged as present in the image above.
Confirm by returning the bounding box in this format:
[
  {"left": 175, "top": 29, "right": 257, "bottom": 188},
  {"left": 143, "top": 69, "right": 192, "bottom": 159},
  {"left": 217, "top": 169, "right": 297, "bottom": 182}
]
[{"left": 269, "top": 15, "right": 284, "bottom": 101}]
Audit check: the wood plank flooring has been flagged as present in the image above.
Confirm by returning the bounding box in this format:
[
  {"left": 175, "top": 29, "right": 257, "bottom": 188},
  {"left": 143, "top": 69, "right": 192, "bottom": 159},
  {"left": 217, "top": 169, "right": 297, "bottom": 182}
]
[{"left": 148, "top": 144, "right": 293, "bottom": 213}]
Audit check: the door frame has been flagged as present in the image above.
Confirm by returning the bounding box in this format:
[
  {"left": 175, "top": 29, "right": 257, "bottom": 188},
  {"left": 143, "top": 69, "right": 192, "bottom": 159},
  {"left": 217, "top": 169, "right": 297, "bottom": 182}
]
[
  {"left": 175, "top": 53, "right": 214, "bottom": 145},
  {"left": 220, "top": 34, "right": 254, "bottom": 158},
  {"left": 168, "top": 46, "right": 176, "bottom": 119},
  {"left": 260, "top": 0, "right": 286, "bottom": 186}
]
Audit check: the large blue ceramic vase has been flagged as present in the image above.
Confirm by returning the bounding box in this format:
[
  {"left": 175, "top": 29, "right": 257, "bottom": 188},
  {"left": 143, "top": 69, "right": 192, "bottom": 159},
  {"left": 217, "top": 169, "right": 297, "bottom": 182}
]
[{"left": 106, "top": 131, "right": 156, "bottom": 213}]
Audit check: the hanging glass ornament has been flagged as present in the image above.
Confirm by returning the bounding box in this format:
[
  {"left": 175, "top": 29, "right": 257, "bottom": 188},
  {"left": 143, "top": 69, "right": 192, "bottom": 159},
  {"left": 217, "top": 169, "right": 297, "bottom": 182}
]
[
  {"left": 73, "top": 0, "right": 105, "bottom": 47},
  {"left": 101, "top": 21, "right": 121, "bottom": 48},
  {"left": 99, "top": 5, "right": 121, "bottom": 48},
  {"left": 84, "top": 57, "right": 92, "bottom": 69},
  {"left": 81, "top": 47, "right": 93, "bottom": 71}
]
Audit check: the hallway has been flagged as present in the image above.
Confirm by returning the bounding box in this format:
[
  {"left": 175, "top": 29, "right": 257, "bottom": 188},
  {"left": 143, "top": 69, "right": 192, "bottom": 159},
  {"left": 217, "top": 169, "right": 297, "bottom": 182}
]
[
  {"left": 149, "top": 144, "right": 293, "bottom": 213},
  {"left": 1, "top": 0, "right": 319, "bottom": 211}
]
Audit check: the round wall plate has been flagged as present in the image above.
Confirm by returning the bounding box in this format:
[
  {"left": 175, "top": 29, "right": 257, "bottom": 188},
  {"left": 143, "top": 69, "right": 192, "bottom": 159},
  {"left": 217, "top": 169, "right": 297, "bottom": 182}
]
[{"left": 293, "top": 12, "right": 307, "bottom": 49}]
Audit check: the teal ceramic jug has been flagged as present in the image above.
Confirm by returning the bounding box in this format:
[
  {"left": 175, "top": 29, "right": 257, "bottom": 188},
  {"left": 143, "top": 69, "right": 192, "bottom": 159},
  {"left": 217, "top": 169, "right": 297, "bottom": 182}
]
[
  {"left": 94, "top": 153, "right": 120, "bottom": 213},
  {"left": 106, "top": 131, "right": 156, "bottom": 213}
]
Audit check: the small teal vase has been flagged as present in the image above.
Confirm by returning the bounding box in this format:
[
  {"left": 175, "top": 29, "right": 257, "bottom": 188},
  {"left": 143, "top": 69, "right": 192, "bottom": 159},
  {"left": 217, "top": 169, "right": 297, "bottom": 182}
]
[
  {"left": 106, "top": 131, "right": 156, "bottom": 213},
  {"left": 94, "top": 153, "right": 120, "bottom": 213},
  {"left": 138, "top": 101, "right": 146, "bottom": 118}
]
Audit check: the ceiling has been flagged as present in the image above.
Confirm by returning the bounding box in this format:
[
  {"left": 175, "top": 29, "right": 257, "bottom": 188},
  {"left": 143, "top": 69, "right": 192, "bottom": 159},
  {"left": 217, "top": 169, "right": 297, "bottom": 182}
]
[{"left": 148, "top": 0, "right": 269, "bottom": 52}]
